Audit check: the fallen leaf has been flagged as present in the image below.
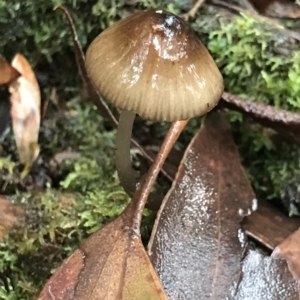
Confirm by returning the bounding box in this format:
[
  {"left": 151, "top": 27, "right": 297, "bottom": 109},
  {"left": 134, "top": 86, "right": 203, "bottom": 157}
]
[
  {"left": 148, "top": 112, "right": 255, "bottom": 299},
  {"left": 9, "top": 53, "right": 41, "bottom": 177},
  {"left": 0, "top": 196, "right": 25, "bottom": 241},
  {"left": 37, "top": 207, "right": 168, "bottom": 300},
  {"left": 236, "top": 250, "right": 299, "bottom": 299},
  {"left": 37, "top": 120, "right": 188, "bottom": 300},
  {"left": 272, "top": 227, "right": 300, "bottom": 285},
  {"left": 0, "top": 54, "right": 20, "bottom": 85},
  {"left": 243, "top": 200, "right": 300, "bottom": 250}
]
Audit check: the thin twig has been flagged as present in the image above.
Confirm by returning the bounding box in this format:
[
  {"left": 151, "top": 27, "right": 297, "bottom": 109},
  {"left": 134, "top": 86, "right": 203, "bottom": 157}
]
[
  {"left": 54, "top": 5, "right": 119, "bottom": 125},
  {"left": 221, "top": 92, "right": 300, "bottom": 145},
  {"left": 181, "top": 0, "right": 207, "bottom": 21}
]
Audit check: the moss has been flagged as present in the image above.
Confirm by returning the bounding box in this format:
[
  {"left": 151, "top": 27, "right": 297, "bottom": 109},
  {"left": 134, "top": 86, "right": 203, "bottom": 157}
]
[
  {"left": 0, "top": 102, "right": 131, "bottom": 299},
  {"left": 190, "top": 9, "right": 300, "bottom": 202},
  {"left": 1, "top": 1, "right": 300, "bottom": 298}
]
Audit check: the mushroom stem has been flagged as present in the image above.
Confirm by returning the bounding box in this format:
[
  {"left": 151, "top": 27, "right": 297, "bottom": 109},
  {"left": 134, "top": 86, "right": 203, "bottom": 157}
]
[
  {"left": 126, "top": 120, "right": 188, "bottom": 232},
  {"left": 116, "top": 110, "right": 137, "bottom": 196}
]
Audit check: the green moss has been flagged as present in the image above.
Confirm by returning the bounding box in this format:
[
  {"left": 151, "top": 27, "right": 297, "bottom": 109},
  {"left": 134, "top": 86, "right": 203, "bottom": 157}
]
[
  {"left": 1, "top": 2, "right": 300, "bottom": 298},
  {"left": 0, "top": 102, "right": 130, "bottom": 299},
  {"left": 205, "top": 13, "right": 300, "bottom": 110},
  {"left": 190, "top": 9, "right": 300, "bottom": 202}
]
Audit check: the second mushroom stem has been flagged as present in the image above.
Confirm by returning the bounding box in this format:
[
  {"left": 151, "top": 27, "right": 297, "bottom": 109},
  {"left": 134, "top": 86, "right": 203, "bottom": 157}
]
[
  {"left": 129, "top": 119, "right": 188, "bottom": 231},
  {"left": 116, "top": 110, "right": 138, "bottom": 196}
]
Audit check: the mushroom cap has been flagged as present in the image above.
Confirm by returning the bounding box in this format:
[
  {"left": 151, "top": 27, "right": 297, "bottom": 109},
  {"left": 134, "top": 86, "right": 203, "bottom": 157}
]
[{"left": 86, "top": 10, "right": 224, "bottom": 122}]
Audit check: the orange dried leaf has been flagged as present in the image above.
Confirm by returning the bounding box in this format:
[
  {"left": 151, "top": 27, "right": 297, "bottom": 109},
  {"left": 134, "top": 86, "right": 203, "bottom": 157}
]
[
  {"left": 0, "top": 54, "right": 20, "bottom": 85},
  {"left": 38, "top": 209, "right": 168, "bottom": 300},
  {"left": 9, "top": 53, "right": 41, "bottom": 175}
]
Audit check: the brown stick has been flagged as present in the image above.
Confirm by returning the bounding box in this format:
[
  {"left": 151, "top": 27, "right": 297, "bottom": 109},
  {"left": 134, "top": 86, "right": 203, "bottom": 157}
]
[
  {"left": 220, "top": 92, "right": 300, "bottom": 145},
  {"left": 181, "top": 0, "right": 207, "bottom": 20}
]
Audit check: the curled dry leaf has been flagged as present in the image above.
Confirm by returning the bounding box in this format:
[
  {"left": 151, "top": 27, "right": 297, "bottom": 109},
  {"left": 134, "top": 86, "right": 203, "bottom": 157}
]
[
  {"left": 148, "top": 112, "right": 255, "bottom": 299},
  {"left": 37, "top": 211, "right": 168, "bottom": 300},
  {"left": 0, "top": 54, "right": 20, "bottom": 85},
  {"left": 9, "top": 54, "right": 41, "bottom": 176},
  {"left": 272, "top": 227, "right": 300, "bottom": 285}
]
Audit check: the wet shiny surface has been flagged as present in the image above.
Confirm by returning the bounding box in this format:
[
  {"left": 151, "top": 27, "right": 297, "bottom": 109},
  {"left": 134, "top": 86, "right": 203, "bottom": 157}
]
[
  {"left": 148, "top": 112, "right": 255, "bottom": 299},
  {"left": 86, "top": 10, "right": 223, "bottom": 121},
  {"left": 236, "top": 250, "right": 298, "bottom": 300}
]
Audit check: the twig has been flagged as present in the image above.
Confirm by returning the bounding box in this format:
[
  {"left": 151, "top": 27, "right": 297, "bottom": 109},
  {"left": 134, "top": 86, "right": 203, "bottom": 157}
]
[
  {"left": 54, "top": 6, "right": 118, "bottom": 125},
  {"left": 221, "top": 92, "right": 300, "bottom": 145},
  {"left": 181, "top": 0, "right": 207, "bottom": 21}
]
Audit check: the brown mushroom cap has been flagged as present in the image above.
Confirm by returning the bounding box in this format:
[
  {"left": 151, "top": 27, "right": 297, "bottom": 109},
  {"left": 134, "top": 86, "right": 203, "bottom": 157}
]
[{"left": 86, "top": 10, "right": 224, "bottom": 122}]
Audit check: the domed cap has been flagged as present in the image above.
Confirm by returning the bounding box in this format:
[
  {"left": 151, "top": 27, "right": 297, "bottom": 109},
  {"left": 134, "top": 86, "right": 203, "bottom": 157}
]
[{"left": 86, "top": 10, "right": 224, "bottom": 122}]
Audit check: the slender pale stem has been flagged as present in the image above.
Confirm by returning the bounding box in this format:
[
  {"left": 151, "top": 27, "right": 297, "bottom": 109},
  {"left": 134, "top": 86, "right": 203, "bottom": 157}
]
[
  {"left": 115, "top": 110, "right": 137, "bottom": 196},
  {"left": 124, "top": 120, "right": 188, "bottom": 232}
]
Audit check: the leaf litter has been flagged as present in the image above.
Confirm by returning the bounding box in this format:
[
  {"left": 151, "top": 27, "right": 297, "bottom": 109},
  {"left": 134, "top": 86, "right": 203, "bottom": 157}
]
[
  {"left": 0, "top": 55, "right": 20, "bottom": 85},
  {"left": 37, "top": 120, "right": 188, "bottom": 300},
  {"left": 2, "top": 5, "right": 300, "bottom": 299},
  {"left": 272, "top": 227, "right": 300, "bottom": 286},
  {"left": 148, "top": 111, "right": 298, "bottom": 299},
  {"left": 9, "top": 53, "right": 41, "bottom": 177}
]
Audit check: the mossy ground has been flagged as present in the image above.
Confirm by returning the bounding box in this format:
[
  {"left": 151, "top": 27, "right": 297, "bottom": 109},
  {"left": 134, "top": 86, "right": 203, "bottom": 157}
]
[{"left": 0, "top": 1, "right": 300, "bottom": 299}]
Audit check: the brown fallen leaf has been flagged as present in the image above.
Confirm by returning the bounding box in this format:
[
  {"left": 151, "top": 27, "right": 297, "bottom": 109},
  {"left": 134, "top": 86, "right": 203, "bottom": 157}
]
[
  {"left": 272, "top": 227, "right": 300, "bottom": 285},
  {"left": 243, "top": 200, "right": 300, "bottom": 250},
  {"left": 148, "top": 112, "right": 255, "bottom": 299},
  {"left": 9, "top": 53, "right": 41, "bottom": 177},
  {"left": 235, "top": 250, "right": 299, "bottom": 299},
  {"left": 37, "top": 120, "right": 187, "bottom": 300},
  {"left": 38, "top": 215, "right": 168, "bottom": 300},
  {"left": 0, "top": 54, "right": 20, "bottom": 85},
  {"left": 0, "top": 196, "right": 25, "bottom": 241}
]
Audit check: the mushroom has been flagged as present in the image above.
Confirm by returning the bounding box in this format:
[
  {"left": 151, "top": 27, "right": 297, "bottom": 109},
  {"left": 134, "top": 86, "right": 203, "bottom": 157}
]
[{"left": 85, "top": 9, "right": 223, "bottom": 196}]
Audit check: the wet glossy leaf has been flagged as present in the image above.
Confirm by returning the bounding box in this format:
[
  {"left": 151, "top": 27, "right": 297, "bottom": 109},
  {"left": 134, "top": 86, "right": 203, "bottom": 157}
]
[
  {"left": 9, "top": 53, "right": 41, "bottom": 176},
  {"left": 38, "top": 204, "right": 168, "bottom": 300},
  {"left": 236, "top": 250, "right": 298, "bottom": 299},
  {"left": 148, "top": 112, "right": 255, "bottom": 299},
  {"left": 272, "top": 227, "right": 300, "bottom": 285},
  {"left": 0, "top": 54, "right": 20, "bottom": 85}
]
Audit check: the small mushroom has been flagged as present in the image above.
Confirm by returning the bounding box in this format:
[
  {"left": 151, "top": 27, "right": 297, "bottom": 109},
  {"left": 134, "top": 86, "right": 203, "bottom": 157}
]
[{"left": 86, "top": 10, "right": 223, "bottom": 196}]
